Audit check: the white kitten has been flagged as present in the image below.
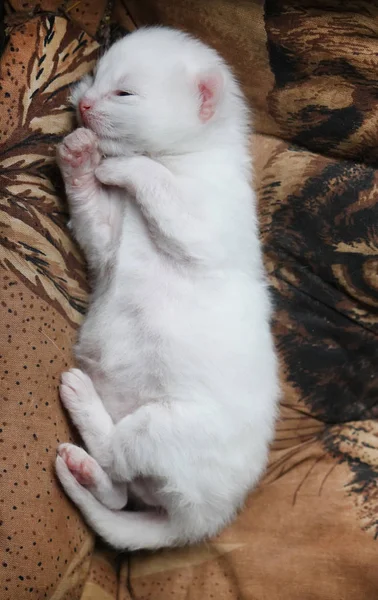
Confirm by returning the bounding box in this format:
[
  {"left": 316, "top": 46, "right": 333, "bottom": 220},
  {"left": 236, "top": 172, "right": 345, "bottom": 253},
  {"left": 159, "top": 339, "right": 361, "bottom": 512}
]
[{"left": 55, "top": 26, "right": 279, "bottom": 551}]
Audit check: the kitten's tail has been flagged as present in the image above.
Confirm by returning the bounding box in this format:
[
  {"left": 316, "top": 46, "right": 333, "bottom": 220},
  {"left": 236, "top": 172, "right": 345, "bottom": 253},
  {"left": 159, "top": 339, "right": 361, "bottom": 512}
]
[{"left": 56, "top": 456, "right": 180, "bottom": 550}]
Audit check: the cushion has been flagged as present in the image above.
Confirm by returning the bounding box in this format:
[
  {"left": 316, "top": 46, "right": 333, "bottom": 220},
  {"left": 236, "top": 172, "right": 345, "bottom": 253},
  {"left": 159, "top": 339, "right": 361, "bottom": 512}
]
[
  {"left": 0, "top": 11, "right": 98, "bottom": 600},
  {"left": 120, "top": 1, "right": 378, "bottom": 599},
  {"left": 124, "top": 135, "right": 378, "bottom": 600},
  {"left": 2, "top": 1, "right": 378, "bottom": 599},
  {"left": 1, "top": 3, "right": 135, "bottom": 598}
]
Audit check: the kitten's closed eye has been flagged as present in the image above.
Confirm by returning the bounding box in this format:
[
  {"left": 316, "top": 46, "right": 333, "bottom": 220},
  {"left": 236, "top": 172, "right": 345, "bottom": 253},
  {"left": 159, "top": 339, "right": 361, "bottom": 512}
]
[{"left": 116, "top": 91, "right": 133, "bottom": 97}]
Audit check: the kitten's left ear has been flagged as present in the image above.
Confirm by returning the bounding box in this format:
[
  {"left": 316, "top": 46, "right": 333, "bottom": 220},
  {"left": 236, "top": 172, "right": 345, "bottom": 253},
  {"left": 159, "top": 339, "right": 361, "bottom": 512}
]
[{"left": 196, "top": 70, "right": 224, "bottom": 123}]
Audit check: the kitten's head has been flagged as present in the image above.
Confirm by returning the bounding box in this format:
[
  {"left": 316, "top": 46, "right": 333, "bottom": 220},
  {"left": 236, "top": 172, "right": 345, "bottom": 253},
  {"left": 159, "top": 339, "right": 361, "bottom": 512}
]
[{"left": 70, "top": 27, "right": 245, "bottom": 156}]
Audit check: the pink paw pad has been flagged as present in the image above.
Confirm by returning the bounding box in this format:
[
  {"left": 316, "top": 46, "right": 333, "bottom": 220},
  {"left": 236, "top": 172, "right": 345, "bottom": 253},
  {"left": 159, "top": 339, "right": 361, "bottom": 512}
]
[
  {"left": 56, "top": 128, "right": 100, "bottom": 181},
  {"left": 58, "top": 444, "right": 96, "bottom": 486}
]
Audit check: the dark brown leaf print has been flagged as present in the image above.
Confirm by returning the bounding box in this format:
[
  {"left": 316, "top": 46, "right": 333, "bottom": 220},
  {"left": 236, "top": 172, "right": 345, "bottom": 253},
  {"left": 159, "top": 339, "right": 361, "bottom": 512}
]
[{"left": 0, "top": 15, "right": 99, "bottom": 326}]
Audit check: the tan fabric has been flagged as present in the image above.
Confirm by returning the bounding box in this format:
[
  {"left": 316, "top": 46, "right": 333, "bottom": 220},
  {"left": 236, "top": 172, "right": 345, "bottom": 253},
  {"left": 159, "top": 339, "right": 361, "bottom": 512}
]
[
  {"left": 82, "top": 547, "right": 131, "bottom": 600},
  {"left": 9, "top": 1, "right": 63, "bottom": 12},
  {"left": 125, "top": 134, "right": 378, "bottom": 600},
  {"left": 2, "top": 1, "right": 378, "bottom": 599},
  {"left": 120, "top": 1, "right": 378, "bottom": 598},
  {"left": 0, "top": 13, "right": 98, "bottom": 600},
  {"left": 264, "top": 0, "right": 378, "bottom": 161},
  {"left": 8, "top": 0, "right": 109, "bottom": 38}
]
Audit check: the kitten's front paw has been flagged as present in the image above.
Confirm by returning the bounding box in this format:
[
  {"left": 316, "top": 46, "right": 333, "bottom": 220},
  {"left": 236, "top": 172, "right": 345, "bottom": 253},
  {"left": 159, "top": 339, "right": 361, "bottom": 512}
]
[
  {"left": 95, "top": 155, "right": 151, "bottom": 189},
  {"left": 95, "top": 158, "right": 125, "bottom": 187},
  {"left": 57, "top": 128, "right": 100, "bottom": 185}
]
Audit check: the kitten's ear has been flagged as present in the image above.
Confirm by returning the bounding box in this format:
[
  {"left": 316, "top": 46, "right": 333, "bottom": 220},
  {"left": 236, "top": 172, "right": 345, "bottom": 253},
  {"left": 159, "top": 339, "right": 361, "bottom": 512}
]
[{"left": 196, "top": 70, "right": 223, "bottom": 123}]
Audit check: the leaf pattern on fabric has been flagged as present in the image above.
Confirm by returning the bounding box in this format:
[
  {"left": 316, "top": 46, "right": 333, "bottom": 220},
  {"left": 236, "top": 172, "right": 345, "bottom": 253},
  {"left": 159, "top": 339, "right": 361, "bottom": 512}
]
[{"left": 0, "top": 15, "right": 99, "bottom": 326}]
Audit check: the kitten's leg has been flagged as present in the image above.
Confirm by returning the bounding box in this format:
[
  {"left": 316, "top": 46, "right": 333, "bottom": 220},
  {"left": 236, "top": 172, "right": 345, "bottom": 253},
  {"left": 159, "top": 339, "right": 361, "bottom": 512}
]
[
  {"left": 59, "top": 369, "right": 114, "bottom": 468},
  {"left": 101, "top": 402, "right": 209, "bottom": 485},
  {"left": 57, "top": 443, "right": 127, "bottom": 510},
  {"left": 60, "top": 369, "right": 173, "bottom": 482},
  {"left": 57, "top": 128, "right": 122, "bottom": 272},
  {"left": 55, "top": 455, "right": 178, "bottom": 550},
  {"left": 55, "top": 400, "right": 229, "bottom": 550},
  {"left": 60, "top": 371, "right": 209, "bottom": 490},
  {"left": 95, "top": 156, "right": 211, "bottom": 261},
  {"left": 59, "top": 371, "right": 154, "bottom": 484},
  {"left": 59, "top": 394, "right": 166, "bottom": 482}
]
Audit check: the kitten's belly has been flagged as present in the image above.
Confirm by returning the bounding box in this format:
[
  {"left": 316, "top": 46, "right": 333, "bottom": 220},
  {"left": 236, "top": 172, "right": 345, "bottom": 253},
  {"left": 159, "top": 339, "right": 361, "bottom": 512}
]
[
  {"left": 75, "top": 233, "right": 269, "bottom": 424},
  {"left": 75, "top": 311, "right": 166, "bottom": 423},
  {"left": 76, "top": 293, "right": 265, "bottom": 427}
]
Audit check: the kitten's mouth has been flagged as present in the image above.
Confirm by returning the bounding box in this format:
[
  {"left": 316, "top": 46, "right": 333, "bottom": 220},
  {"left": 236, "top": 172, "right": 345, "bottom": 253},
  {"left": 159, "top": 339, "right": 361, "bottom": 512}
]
[
  {"left": 77, "top": 110, "right": 106, "bottom": 137},
  {"left": 80, "top": 112, "right": 96, "bottom": 131},
  {"left": 81, "top": 117, "right": 118, "bottom": 142},
  {"left": 76, "top": 111, "right": 135, "bottom": 156}
]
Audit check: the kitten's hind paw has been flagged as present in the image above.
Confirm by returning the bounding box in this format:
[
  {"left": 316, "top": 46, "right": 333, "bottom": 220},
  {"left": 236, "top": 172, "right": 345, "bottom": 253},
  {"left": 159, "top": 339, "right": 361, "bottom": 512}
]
[
  {"left": 57, "top": 443, "right": 128, "bottom": 510},
  {"left": 57, "top": 443, "right": 98, "bottom": 486}
]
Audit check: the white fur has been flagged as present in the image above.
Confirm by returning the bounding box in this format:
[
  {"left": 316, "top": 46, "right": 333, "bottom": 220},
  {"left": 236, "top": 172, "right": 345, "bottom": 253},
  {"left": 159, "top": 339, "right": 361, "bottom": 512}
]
[{"left": 55, "top": 27, "right": 279, "bottom": 551}]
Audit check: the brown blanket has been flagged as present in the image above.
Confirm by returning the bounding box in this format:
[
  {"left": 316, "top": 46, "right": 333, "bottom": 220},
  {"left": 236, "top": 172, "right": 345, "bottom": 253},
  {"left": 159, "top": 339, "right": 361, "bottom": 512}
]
[{"left": 1, "top": 1, "right": 377, "bottom": 598}]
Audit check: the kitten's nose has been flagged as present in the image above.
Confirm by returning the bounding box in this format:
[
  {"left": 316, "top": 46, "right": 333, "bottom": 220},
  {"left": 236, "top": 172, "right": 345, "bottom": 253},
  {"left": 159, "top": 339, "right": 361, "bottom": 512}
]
[{"left": 79, "top": 98, "right": 92, "bottom": 117}]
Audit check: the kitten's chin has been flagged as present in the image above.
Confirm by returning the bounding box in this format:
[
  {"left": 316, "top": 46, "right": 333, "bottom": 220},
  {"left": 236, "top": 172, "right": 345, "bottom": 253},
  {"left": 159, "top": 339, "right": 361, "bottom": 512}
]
[
  {"left": 97, "top": 138, "right": 137, "bottom": 158},
  {"left": 74, "top": 117, "right": 138, "bottom": 158}
]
